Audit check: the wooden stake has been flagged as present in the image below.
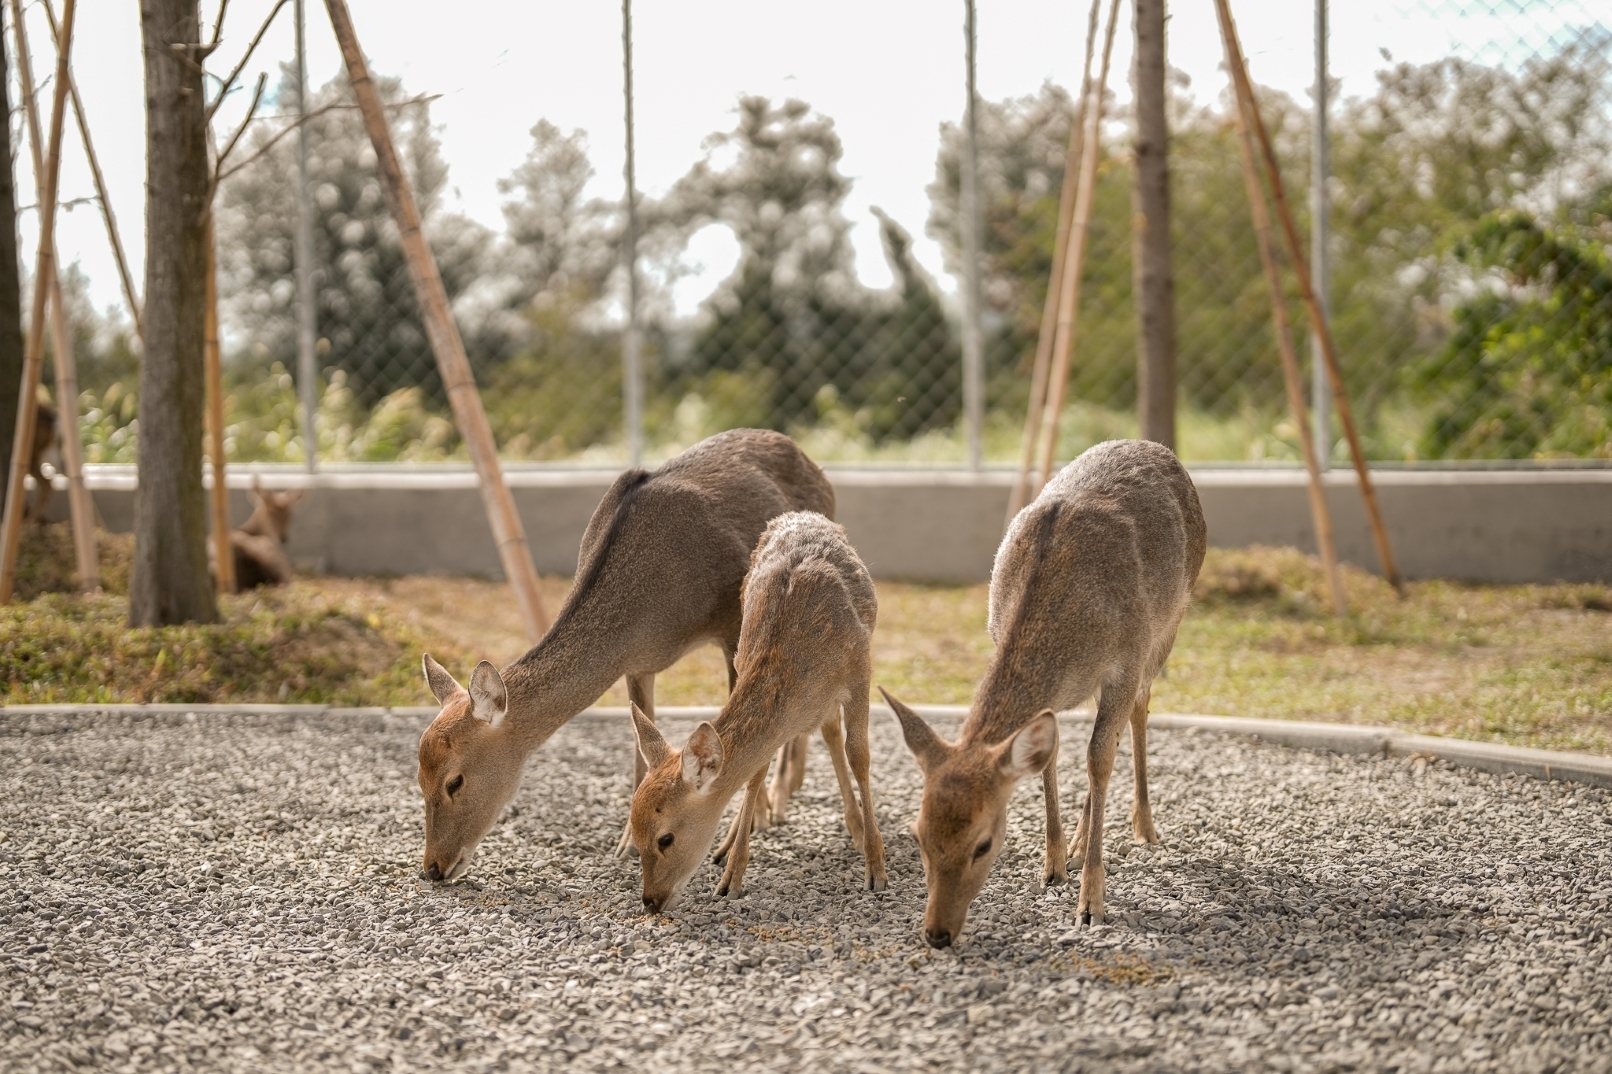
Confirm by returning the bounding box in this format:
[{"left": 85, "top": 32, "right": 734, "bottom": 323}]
[
  {"left": 42, "top": 0, "right": 141, "bottom": 339},
  {"left": 11, "top": 0, "right": 95, "bottom": 591},
  {"left": 204, "top": 216, "right": 234, "bottom": 594},
  {"left": 1218, "top": 10, "right": 1345, "bottom": 616},
  {"left": 1006, "top": 0, "right": 1101, "bottom": 527},
  {"left": 1030, "top": 0, "right": 1121, "bottom": 501},
  {"left": 1215, "top": 0, "right": 1402, "bottom": 595},
  {"left": 0, "top": 0, "right": 75, "bottom": 605},
  {"left": 323, "top": 0, "right": 550, "bottom": 640}
]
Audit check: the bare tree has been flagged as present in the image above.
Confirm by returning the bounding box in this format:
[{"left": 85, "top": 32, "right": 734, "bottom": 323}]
[
  {"left": 1132, "top": 0, "right": 1176, "bottom": 447},
  {"left": 131, "top": 0, "right": 215, "bottom": 625},
  {"left": 0, "top": 12, "right": 24, "bottom": 514}
]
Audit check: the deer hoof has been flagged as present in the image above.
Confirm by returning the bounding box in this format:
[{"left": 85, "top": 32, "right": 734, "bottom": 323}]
[
  {"left": 1082, "top": 909, "right": 1105, "bottom": 928},
  {"left": 866, "top": 874, "right": 888, "bottom": 893},
  {"left": 1044, "top": 869, "right": 1068, "bottom": 888}
]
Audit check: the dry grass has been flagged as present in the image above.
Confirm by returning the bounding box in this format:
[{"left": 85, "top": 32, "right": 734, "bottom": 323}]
[{"left": 3, "top": 528, "right": 1608, "bottom": 755}]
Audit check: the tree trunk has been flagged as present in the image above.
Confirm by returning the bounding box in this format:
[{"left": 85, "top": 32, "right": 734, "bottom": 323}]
[
  {"left": 0, "top": 13, "right": 24, "bottom": 516},
  {"left": 131, "top": 0, "right": 216, "bottom": 625},
  {"left": 1132, "top": 0, "right": 1176, "bottom": 448}
]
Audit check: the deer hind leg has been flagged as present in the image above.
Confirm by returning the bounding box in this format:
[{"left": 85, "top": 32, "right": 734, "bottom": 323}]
[
  {"left": 1041, "top": 728, "right": 1069, "bottom": 887},
  {"left": 716, "top": 767, "right": 768, "bottom": 898},
  {"left": 818, "top": 707, "right": 864, "bottom": 852},
  {"left": 842, "top": 687, "right": 888, "bottom": 892},
  {"left": 766, "top": 735, "right": 809, "bottom": 828},
  {"left": 614, "top": 673, "right": 657, "bottom": 858},
  {"left": 1129, "top": 686, "right": 1159, "bottom": 844},
  {"left": 1077, "top": 679, "right": 1134, "bottom": 927}
]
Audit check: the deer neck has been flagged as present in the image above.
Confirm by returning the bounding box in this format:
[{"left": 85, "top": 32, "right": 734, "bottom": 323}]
[
  {"left": 706, "top": 682, "right": 793, "bottom": 799},
  {"left": 498, "top": 623, "right": 634, "bottom": 754},
  {"left": 960, "top": 625, "right": 1081, "bottom": 748}
]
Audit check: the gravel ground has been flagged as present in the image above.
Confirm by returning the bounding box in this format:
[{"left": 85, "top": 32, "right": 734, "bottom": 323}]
[{"left": 3, "top": 707, "right": 1610, "bottom": 1074}]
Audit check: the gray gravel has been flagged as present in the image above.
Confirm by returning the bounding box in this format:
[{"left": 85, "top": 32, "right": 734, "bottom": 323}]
[{"left": 3, "top": 707, "right": 1611, "bottom": 1073}]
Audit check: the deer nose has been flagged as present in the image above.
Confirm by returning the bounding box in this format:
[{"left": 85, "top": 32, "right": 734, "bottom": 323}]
[
  {"left": 642, "top": 895, "right": 661, "bottom": 913},
  {"left": 423, "top": 863, "right": 443, "bottom": 882},
  {"left": 924, "top": 927, "right": 953, "bottom": 949}
]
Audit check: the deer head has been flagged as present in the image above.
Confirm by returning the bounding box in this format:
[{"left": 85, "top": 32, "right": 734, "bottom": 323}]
[
  {"left": 882, "top": 688, "right": 1057, "bottom": 948},
  {"left": 243, "top": 476, "right": 304, "bottom": 544},
  {"left": 628, "top": 705, "right": 732, "bottom": 912},
  {"left": 416, "top": 655, "right": 523, "bottom": 882}
]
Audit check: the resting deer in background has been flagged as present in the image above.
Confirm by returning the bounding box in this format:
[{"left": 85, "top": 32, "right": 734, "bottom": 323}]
[
  {"left": 884, "top": 439, "right": 1206, "bottom": 947},
  {"left": 417, "top": 430, "right": 838, "bottom": 883},
  {"left": 22, "top": 400, "right": 58, "bottom": 522},
  {"left": 211, "top": 477, "right": 304, "bottom": 589},
  {"left": 628, "top": 511, "right": 887, "bottom": 910}
]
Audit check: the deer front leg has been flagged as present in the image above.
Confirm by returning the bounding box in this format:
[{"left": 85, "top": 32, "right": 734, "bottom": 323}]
[
  {"left": 716, "top": 768, "right": 768, "bottom": 898},
  {"left": 615, "top": 673, "right": 656, "bottom": 858},
  {"left": 1078, "top": 685, "right": 1131, "bottom": 927},
  {"left": 766, "top": 735, "right": 810, "bottom": 826},
  {"left": 1041, "top": 743, "right": 1069, "bottom": 888},
  {"left": 817, "top": 710, "right": 864, "bottom": 851},
  {"left": 1129, "top": 687, "right": 1159, "bottom": 844},
  {"left": 842, "top": 690, "right": 888, "bottom": 893}
]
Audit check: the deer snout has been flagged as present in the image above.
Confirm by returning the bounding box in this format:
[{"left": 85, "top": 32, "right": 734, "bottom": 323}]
[
  {"left": 423, "top": 862, "right": 444, "bottom": 882},
  {"left": 924, "top": 926, "right": 953, "bottom": 949}
]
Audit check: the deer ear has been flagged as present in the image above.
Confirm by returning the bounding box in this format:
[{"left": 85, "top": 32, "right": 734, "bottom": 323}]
[
  {"left": 681, "top": 722, "right": 724, "bottom": 793},
  {"left": 881, "top": 687, "right": 950, "bottom": 774},
  {"left": 468, "top": 661, "right": 507, "bottom": 728},
  {"left": 422, "top": 654, "right": 462, "bottom": 706},
  {"left": 998, "top": 709, "right": 1058, "bottom": 781},
  {"left": 630, "top": 702, "right": 669, "bottom": 769}
]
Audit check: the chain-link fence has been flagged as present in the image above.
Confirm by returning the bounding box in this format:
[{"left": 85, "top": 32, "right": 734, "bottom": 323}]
[{"left": 65, "top": 0, "right": 1610, "bottom": 467}]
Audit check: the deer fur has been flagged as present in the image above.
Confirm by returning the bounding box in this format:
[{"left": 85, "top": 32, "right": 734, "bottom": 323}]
[
  {"left": 416, "top": 430, "right": 836, "bottom": 883},
  {"left": 22, "top": 400, "right": 58, "bottom": 522},
  {"left": 886, "top": 439, "right": 1205, "bottom": 947},
  {"left": 627, "top": 511, "right": 886, "bottom": 911},
  {"left": 211, "top": 478, "right": 303, "bottom": 589}
]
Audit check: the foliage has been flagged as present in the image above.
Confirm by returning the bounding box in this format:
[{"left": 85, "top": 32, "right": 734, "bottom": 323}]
[{"left": 1416, "top": 210, "right": 1612, "bottom": 458}]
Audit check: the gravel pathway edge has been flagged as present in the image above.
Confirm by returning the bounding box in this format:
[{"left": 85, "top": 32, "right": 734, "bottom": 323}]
[{"left": 4, "top": 703, "right": 1610, "bottom": 788}]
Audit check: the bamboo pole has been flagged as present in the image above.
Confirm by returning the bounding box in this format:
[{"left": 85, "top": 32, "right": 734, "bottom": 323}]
[
  {"left": 1006, "top": 0, "right": 1101, "bottom": 527},
  {"left": 1030, "top": 0, "right": 1121, "bottom": 501},
  {"left": 323, "top": 0, "right": 550, "bottom": 640},
  {"left": 12, "top": 0, "right": 95, "bottom": 591},
  {"left": 0, "top": 0, "right": 75, "bottom": 605},
  {"left": 42, "top": 0, "right": 141, "bottom": 339},
  {"left": 1214, "top": 0, "right": 1402, "bottom": 595},
  {"left": 204, "top": 216, "right": 234, "bottom": 594},
  {"left": 1220, "top": 29, "right": 1345, "bottom": 616}
]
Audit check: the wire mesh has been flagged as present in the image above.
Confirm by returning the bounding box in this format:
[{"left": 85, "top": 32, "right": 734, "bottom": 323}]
[{"left": 158, "top": 0, "right": 1612, "bottom": 466}]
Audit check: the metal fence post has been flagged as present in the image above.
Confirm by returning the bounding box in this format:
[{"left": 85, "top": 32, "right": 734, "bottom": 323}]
[
  {"left": 621, "top": 0, "right": 644, "bottom": 467},
  {"left": 1310, "top": 0, "right": 1331, "bottom": 471},
  {"left": 960, "top": 0, "right": 984, "bottom": 470},
  {"left": 295, "top": 0, "right": 318, "bottom": 472}
]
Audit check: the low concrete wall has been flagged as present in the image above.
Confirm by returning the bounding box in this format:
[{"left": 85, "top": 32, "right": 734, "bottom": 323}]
[{"left": 48, "top": 463, "right": 1612, "bottom": 583}]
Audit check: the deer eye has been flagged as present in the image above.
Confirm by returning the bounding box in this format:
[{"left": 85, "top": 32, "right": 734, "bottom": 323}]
[
  {"left": 657, "top": 833, "right": 675, "bottom": 851},
  {"left": 446, "top": 775, "right": 464, "bottom": 797},
  {"left": 973, "top": 838, "right": 992, "bottom": 861}
]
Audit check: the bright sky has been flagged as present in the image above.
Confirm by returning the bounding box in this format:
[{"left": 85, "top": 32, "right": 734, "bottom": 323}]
[{"left": 16, "top": 0, "right": 1603, "bottom": 323}]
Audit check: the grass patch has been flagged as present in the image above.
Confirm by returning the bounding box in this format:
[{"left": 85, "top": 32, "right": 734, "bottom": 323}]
[{"left": 4, "top": 533, "right": 1608, "bottom": 755}]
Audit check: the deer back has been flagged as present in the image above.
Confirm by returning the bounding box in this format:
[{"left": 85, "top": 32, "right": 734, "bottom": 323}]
[{"left": 976, "top": 438, "right": 1206, "bottom": 742}]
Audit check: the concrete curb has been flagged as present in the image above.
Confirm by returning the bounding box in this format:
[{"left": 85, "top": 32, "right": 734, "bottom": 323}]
[{"left": 5, "top": 703, "right": 1610, "bottom": 790}]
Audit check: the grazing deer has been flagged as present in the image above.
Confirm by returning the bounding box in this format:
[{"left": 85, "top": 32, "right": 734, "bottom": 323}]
[
  {"left": 417, "top": 430, "right": 836, "bottom": 883},
  {"left": 628, "top": 511, "right": 886, "bottom": 910},
  {"left": 21, "top": 400, "right": 59, "bottom": 522},
  {"left": 212, "top": 477, "right": 304, "bottom": 589},
  {"left": 884, "top": 439, "right": 1205, "bottom": 946}
]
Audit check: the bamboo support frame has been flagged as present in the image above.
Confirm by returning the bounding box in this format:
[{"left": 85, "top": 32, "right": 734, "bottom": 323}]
[
  {"left": 1006, "top": 0, "right": 1102, "bottom": 527},
  {"left": 13, "top": 0, "right": 95, "bottom": 591},
  {"left": 43, "top": 0, "right": 141, "bottom": 339},
  {"left": 1028, "top": 0, "right": 1121, "bottom": 503},
  {"left": 0, "top": 0, "right": 77, "bottom": 604},
  {"left": 323, "top": 0, "right": 550, "bottom": 641},
  {"left": 1222, "top": 34, "right": 1345, "bottom": 616},
  {"left": 204, "top": 216, "right": 234, "bottom": 594},
  {"left": 1215, "top": 0, "right": 1402, "bottom": 595}
]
